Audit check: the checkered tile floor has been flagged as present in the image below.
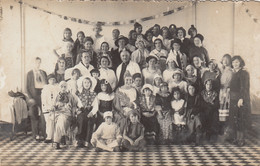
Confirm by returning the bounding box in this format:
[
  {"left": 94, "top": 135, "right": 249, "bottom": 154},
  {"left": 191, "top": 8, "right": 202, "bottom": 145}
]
[{"left": 0, "top": 115, "right": 259, "bottom": 166}]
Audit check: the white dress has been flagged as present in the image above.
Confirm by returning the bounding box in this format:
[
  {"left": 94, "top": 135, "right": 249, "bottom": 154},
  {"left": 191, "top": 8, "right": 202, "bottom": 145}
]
[{"left": 171, "top": 99, "right": 186, "bottom": 125}]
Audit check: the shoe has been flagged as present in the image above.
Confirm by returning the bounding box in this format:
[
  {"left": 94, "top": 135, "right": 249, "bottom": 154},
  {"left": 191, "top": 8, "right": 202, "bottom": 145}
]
[
  {"left": 39, "top": 136, "right": 45, "bottom": 141},
  {"left": 95, "top": 148, "right": 102, "bottom": 152},
  {"left": 237, "top": 140, "right": 245, "bottom": 147},
  {"left": 61, "top": 136, "right": 66, "bottom": 145},
  {"left": 44, "top": 139, "right": 52, "bottom": 143},
  {"left": 113, "top": 146, "right": 121, "bottom": 152},
  {"left": 56, "top": 143, "right": 61, "bottom": 149},
  {"left": 85, "top": 142, "right": 90, "bottom": 147}
]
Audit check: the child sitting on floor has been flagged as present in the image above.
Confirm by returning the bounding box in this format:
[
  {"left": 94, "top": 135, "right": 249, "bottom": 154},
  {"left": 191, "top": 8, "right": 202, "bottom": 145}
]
[
  {"left": 91, "top": 111, "right": 122, "bottom": 152},
  {"left": 122, "top": 110, "right": 146, "bottom": 151}
]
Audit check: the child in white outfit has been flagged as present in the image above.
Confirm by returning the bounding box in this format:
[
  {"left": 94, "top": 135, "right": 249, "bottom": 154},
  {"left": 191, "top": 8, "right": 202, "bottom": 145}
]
[{"left": 91, "top": 111, "right": 122, "bottom": 152}]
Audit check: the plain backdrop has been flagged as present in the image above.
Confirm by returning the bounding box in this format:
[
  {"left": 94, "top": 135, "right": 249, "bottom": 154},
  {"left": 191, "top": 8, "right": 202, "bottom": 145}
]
[{"left": 0, "top": 0, "right": 260, "bottom": 121}]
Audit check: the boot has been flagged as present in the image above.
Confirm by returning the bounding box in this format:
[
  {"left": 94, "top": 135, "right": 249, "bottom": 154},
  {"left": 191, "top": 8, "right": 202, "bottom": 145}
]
[{"left": 56, "top": 143, "right": 61, "bottom": 149}]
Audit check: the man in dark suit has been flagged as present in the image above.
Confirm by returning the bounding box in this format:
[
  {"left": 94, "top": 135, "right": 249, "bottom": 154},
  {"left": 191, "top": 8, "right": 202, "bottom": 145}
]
[
  {"left": 111, "top": 35, "right": 131, "bottom": 72},
  {"left": 26, "top": 57, "right": 47, "bottom": 141}
]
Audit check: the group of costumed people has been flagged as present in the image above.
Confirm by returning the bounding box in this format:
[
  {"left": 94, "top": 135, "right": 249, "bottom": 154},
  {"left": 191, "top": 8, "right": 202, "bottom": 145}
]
[{"left": 24, "top": 22, "right": 251, "bottom": 151}]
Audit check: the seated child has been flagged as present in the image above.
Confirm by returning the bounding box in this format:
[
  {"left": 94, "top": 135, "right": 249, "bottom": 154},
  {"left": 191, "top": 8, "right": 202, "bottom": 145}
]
[
  {"left": 122, "top": 109, "right": 146, "bottom": 151},
  {"left": 91, "top": 111, "right": 122, "bottom": 152},
  {"left": 171, "top": 87, "right": 187, "bottom": 144},
  {"left": 139, "top": 84, "right": 159, "bottom": 143}
]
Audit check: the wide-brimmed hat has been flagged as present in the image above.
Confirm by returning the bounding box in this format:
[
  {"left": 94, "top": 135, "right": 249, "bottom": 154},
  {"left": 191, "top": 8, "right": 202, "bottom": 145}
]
[
  {"left": 172, "top": 69, "right": 184, "bottom": 79},
  {"left": 141, "top": 84, "right": 154, "bottom": 94},
  {"left": 77, "top": 76, "right": 97, "bottom": 93},
  {"left": 115, "top": 35, "right": 129, "bottom": 47},
  {"left": 146, "top": 55, "right": 159, "bottom": 63}
]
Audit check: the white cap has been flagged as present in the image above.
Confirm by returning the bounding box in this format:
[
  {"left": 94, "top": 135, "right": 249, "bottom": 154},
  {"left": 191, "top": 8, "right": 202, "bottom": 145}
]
[{"left": 103, "top": 111, "right": 113, "bottom": 119}]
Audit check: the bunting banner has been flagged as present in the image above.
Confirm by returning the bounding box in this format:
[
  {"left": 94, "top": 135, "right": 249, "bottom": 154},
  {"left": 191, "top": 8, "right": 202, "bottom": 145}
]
[
  {"left": 242, "top": 2, "right": 259, "bottom": 24},
  {"left": 14, "top": 0, "right": 195, "bottom": 26}
]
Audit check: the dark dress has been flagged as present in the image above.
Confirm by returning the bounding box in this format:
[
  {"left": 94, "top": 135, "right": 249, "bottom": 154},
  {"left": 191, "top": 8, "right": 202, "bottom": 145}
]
[
  {"left": 228, "top": 69, "right": 251, "bottom": 135},
  {"left": 200, "top": 90, "right": 219, "bottom": 137},
  {"left": 186, "top": 94, "right": 202, "bottom": 141},
  {"left": 95, "top": 94, "right": 114, "bottom": 129},
  {"left": 180, "top": 38, "right": 192, "bottom": 58},
  {"left": 139, "top": 95, "right": 159, "bottom": 135},
  {"left": 72, "top": 40, "right": 84, "bottom": 65}
]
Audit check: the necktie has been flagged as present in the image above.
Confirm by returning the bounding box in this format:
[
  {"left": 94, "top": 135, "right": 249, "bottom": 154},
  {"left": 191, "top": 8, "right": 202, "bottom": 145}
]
[
  {"left": 118, "top": 62, "right": 128, "bottom": 87},
  {"left": 176, "top": 52, "right": 182, "bottom": 69},
  {"left": 36, "top": 71, "right": 42, "bottom": 82}
]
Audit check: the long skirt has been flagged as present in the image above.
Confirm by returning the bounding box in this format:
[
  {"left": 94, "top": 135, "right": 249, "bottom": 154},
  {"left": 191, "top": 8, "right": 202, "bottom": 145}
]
[
  {"left": 157, "top": 111, "right": 173, "bottom": 143},
  {"left": 52, "top": 113, "right": 71, "bottom": 143}
]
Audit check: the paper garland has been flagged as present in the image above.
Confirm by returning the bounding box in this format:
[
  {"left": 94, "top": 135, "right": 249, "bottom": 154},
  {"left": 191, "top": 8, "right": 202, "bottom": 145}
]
[
  {"left": 242, "top": 2, "right": 259, "bottom": 24},
  {"left": 15, "top": 0, "right": 194, "bottom": 26}
]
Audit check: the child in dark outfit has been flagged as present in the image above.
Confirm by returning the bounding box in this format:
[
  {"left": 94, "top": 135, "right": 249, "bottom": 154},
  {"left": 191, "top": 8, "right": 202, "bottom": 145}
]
[{"left": 122, "top": 110, "right": 146, "bottom": 151}]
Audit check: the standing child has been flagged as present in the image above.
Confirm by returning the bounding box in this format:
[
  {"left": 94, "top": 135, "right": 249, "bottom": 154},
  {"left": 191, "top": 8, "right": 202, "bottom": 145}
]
[
  {"left": 91, "top": 79, "right": 115, "bottom": 129},
  {"left": 122, "top": 110, "right": 146, "bottom": 151},
  {"left": 91, "top": 111, "right": 122, "bottom": 152},
  {"left": 186, "top": 84, "right": 202, "bottom": 146},
  {"left": 53, "top": 28, "right": 74, "bottom": 58},
  {"left": 171, "top": 87, "right": 187, "bottom": 144},
  {"left": 139, "top": 84, "right": 159, "bottom": 143},
  {"left": 200, "top": 79, "right": 219, "bottom": 142},
  {"left": 155, "top": 82, "right": 173, "bottom": 144}
]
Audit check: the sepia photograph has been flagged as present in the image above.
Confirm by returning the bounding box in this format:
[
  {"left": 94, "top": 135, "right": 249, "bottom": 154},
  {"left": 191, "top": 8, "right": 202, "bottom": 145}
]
[{"left": 0, "top": 0, "right": 259, "bottom": 165}]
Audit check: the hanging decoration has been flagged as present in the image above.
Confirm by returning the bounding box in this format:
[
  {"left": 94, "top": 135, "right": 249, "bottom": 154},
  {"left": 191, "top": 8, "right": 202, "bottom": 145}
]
[
  {"left": 242, "top": 2, "right": 259, "bottom": 24},
  {"left": 14, "top": 0, "right": 194, "bottom": 26}
]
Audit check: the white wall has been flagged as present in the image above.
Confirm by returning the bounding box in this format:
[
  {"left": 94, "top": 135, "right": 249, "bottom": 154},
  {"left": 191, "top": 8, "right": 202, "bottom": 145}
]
[{"left": 1, "top": 0, "right": 260, "bottom": 121}]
